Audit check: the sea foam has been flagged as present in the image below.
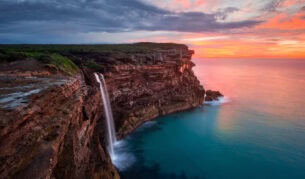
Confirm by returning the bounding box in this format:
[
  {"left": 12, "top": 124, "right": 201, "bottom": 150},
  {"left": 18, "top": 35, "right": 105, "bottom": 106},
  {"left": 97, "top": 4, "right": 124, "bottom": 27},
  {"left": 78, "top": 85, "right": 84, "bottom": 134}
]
[
  {"left": 112, "top": 140, "right": 136, "bottom": 171},
  {"left": 205, "top": 96, "right": 231, "bottom": 106},
  {"left": 111, "top": 121, "right": 157, "bottom": 171}
]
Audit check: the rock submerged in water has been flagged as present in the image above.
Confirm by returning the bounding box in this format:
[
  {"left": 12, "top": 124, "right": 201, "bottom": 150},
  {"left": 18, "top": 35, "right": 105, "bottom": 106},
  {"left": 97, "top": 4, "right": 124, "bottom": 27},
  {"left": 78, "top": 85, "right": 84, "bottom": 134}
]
[{"left": 205, "top": 90, "right": 223, "bottom": 101}]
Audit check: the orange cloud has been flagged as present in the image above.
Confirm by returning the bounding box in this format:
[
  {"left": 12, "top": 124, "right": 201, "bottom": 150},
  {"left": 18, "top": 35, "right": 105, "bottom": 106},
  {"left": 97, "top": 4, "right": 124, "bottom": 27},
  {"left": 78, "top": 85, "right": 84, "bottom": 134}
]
[
  {"left": 121, "top": 0, "right": 305, "bottom": 59},
  {"left": 282, "top": 0, "right": 305, "bottom": 7},
  {"left": 125, "top": 30, "right": 305, "bottom": 58},
  {"left": 193, "top": 0, "right": 206, "bottom": 6},
  {"left": 191, "top": 38, "right": 305, "bottom": 58},
  {"left": 152, "top": 0, "right": 217, "bottom": 12},
  {"left": 257, "top": 13, "right": 305, "bottom": 30},
  {"left": 175, "top": 0, "right": 191, "bottom": 8}
]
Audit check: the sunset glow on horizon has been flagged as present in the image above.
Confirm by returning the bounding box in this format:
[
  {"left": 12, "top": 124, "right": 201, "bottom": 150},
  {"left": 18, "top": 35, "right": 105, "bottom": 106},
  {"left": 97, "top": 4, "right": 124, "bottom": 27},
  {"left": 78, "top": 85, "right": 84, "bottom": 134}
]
[
  {"left": 1, "top": 0, "right": 305, "bottom": 58},
  {"left": 132, "top": 0, "right": 305, "bottom": 58}
]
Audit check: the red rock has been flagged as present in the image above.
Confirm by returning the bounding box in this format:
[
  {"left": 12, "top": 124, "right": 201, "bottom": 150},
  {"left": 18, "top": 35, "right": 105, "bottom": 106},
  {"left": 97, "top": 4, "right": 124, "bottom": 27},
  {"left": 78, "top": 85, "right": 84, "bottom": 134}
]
[
  {"left": 205, "top": 90, "right": 223, "bottom": 101},
  {"left": 0, "top": 44, "right": 207, "bottom": 178}
]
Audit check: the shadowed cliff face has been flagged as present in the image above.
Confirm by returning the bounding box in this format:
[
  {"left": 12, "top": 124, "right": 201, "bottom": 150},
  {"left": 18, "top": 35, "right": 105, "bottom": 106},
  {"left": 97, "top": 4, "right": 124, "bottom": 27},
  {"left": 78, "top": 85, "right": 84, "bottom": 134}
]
[
  {"left": 102, "top": 49, "right": 205, "bottom": 138},
  {"left": 0, "top": 43, "right": 204, "bottom": 178},
  {"left": 0, "top": 74, "right": 119, "bottom": 178}
]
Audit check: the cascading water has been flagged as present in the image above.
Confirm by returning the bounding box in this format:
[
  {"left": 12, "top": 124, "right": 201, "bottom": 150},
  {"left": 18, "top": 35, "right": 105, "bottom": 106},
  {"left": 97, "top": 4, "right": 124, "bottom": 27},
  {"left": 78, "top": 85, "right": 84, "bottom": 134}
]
[
  {"left": 94, "top": 73, "right": 135, "bottom": 170},
  {"left": 94, "top": 73, "right": 117, "bottom": 157}
]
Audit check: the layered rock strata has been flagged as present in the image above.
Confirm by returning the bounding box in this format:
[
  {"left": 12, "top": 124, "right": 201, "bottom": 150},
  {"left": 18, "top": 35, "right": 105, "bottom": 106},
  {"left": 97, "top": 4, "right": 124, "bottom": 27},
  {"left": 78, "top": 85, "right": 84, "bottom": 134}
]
[
  {"left": 0, "top": 43, "right": 205, "bottom": 178},
  {"left": 102, "top": 50, "right": 205, "bottom": 138},
  {"left": 0, "top": 74, "right": 119, "bottom": 178}
]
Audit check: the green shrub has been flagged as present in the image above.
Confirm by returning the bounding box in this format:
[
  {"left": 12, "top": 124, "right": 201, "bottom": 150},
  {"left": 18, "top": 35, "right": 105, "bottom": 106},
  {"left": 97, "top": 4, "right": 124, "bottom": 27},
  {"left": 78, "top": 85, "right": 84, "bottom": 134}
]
[
  {"left": 47, "top": 53, "right": 80, "bottom": 75},
  {"left": 37, "top": 54, "right": 52, "bottom": 63},
  {"left": 0, "top": 50, "right": 25, "bottom": 62},
  {"left": 85, "top": 60, "right": 105, "bottom": 72}
]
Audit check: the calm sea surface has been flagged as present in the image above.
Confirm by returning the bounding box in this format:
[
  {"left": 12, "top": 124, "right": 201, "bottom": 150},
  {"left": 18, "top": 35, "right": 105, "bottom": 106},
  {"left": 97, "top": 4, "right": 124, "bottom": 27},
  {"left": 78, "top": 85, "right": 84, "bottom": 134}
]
[{"left": 116, "top": 58, "right": 305, "bottom": 179}]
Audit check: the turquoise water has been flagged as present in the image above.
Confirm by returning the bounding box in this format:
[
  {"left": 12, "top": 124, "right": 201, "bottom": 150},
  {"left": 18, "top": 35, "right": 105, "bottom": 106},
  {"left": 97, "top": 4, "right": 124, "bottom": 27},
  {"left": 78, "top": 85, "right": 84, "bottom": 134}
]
[{"left": 117, "top": 58, "right": 305, "bottom": 179}]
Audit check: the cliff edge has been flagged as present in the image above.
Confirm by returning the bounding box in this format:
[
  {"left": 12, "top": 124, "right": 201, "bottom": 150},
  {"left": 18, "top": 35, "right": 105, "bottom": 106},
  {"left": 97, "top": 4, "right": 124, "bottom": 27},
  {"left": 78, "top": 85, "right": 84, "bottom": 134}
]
[{"left": 0, "top": 43, "right": 205, "bottom": 178}]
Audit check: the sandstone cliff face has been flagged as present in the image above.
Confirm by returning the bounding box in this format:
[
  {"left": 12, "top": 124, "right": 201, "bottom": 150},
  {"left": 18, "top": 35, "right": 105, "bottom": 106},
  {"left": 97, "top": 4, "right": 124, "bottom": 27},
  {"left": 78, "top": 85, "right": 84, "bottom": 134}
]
[
  {"left": 103, "top": 49, "right": 205, "bottom": 138},
  {"left": 65, "top": 44, "right": 205, "bottom": 138},
  {"left": 0, "top": 43, "right": 204, "bottom": 178},
  {"left": 0, "top": 74, "right": 118, "bottom": 178}
]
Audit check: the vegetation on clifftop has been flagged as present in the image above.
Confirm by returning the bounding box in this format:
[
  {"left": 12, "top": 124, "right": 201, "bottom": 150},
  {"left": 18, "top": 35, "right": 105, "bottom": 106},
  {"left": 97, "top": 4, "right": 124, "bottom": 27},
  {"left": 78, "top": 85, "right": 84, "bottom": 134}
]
[
  {"left": 0, "top": 50, "right": 80, "bottom": 75},
  {"left": 0, "top": 42, "right": 188, "bottom": 75},
  {"left": 38, "top": 53, "right": 80, "bottom": 76},
  {"left": 0, "top": 42, "right": 188, "bottom": 54}
]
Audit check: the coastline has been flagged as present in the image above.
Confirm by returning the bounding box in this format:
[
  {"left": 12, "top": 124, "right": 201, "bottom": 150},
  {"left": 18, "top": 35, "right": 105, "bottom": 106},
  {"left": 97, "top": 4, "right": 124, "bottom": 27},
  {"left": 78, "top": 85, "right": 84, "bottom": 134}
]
[{"left": 0, "top": 43, "right": 206, "bottom": 178}]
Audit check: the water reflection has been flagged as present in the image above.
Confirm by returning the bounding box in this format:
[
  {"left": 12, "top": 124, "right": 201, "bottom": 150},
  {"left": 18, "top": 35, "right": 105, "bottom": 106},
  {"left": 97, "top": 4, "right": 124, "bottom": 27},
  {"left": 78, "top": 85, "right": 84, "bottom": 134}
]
[
  {"left": 193, "top": 58, "right": 305, "bottom": 122},
  {"left": 120, "top": 58, "right": 305, "bottom": 178}
]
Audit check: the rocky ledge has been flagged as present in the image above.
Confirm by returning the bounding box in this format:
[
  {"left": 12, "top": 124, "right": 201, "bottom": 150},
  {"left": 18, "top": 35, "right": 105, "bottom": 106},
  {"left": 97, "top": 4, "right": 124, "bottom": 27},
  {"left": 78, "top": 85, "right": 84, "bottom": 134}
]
[
  {"left": 205, "top": 90, "right": 223, "bottom": 101},
  {"left": 0, "top": 43, "right": 206, "bottom": 178}
]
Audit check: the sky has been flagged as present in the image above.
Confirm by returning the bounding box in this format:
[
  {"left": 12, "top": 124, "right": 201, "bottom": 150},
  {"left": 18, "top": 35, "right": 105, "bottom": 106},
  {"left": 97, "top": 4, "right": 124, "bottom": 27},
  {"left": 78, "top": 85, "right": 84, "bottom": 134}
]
[{"left": 0, "top": 0, "right": 305, "bottom": 58}]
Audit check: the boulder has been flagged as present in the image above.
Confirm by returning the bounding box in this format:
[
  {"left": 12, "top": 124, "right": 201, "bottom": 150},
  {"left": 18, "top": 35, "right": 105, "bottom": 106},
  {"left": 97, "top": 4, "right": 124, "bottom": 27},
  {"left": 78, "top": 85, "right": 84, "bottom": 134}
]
[{"left": 205, "top": 90, "right": 223, "bottom": 101}]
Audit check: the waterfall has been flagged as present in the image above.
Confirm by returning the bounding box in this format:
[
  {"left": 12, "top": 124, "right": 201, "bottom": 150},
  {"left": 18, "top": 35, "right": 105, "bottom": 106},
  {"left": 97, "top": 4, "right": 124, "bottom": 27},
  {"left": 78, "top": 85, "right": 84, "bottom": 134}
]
[
  {"left": 204, "top": 93, "right": 207, "bottom": 102},
  {"left": 94, "top": 73, "right": 117, "bottom": 156}
]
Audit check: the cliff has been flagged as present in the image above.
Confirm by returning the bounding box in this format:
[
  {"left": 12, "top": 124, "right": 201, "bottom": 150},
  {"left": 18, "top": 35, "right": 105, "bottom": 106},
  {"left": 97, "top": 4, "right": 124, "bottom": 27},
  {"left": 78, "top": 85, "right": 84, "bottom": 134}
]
[{"left": 0, "top": 43, "right": 205, "bottom": 178}]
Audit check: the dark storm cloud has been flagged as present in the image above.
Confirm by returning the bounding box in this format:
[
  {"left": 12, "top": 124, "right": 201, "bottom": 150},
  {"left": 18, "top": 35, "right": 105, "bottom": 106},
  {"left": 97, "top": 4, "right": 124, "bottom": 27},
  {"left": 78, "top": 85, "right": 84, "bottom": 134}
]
[
  {"left": 0, "top": 0, "right": 262, "bottom": 42},
  {"left": 140, "top": 11, "right": 260, "bottom": 32},
  {"left": 216, "top": 7, "right": 240, "bottom": 20},
  {"left": 261, "top": 0, "right": 285, "bottom": 12}
]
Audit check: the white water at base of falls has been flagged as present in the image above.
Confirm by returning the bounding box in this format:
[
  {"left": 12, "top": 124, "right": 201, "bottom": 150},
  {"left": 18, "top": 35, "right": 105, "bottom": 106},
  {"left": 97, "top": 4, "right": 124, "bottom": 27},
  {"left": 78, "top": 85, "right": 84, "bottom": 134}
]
[
  {"left": 94, "top": 73, "right": 136, "bottom": 171},
  {"left": 94, "top": 73, "right": 117, "bottom": 157}
]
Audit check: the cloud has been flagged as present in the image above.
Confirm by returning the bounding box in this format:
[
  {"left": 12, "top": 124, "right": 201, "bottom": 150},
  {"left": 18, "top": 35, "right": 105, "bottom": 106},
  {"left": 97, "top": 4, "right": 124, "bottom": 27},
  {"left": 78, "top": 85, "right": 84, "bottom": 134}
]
[
  {"left": 140, "top": 11, "right": 261, "bottom": 32},
  {"left": 261, "top": 0, "right": 285, "bottom": 12},
  {"left": 215, "top": 7, "right": 240, "bottom": 20},
  {"left": 0, "top": 0, "right": 263, "bottom": 43}
]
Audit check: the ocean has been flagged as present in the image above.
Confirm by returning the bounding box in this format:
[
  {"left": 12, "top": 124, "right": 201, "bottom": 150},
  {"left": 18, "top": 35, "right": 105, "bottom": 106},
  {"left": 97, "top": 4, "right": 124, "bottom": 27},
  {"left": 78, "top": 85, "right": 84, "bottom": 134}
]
[{"left": 116, "top": 58, "right": 305, "bottom": 179}]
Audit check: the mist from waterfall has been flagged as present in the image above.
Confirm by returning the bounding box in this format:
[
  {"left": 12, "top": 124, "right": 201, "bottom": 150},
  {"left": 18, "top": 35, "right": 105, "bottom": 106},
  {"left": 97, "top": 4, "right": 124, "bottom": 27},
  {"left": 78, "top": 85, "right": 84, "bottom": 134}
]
[
  {"left": 94, "top": 73, "right": 117, "bottom": 156},
  {"left": 94, "top": 73, "right": 135, "bottom": 170}
]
